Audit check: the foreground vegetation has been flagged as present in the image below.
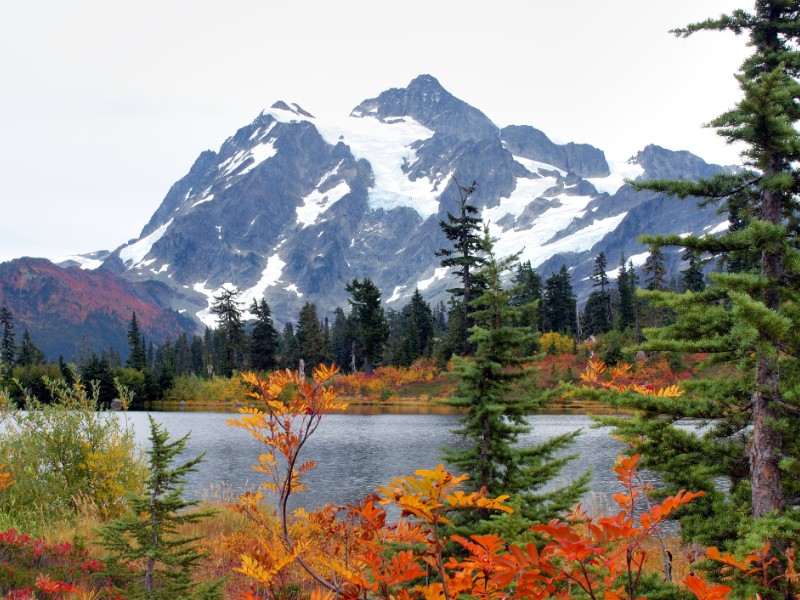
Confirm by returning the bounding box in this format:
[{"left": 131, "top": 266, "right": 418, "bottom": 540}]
[{"left": 2, "top": 1, "right": 800, "bottom": 597}]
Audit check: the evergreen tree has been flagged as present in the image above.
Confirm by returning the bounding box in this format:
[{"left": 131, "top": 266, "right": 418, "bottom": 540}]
[
  {"left": 345, "top": 278, "right": 388, "bottom": 375},
  {"left": 605, "top": 2, "right": 800, "bottom": 547},
  {"left": 295, "top": 302, "right": 327, "bottom": 374},
  {"left": 541, "top": 265, "right": 577, "bottom": 336},
  {"left": 80, "top": 353, "right": 116, "bottom": 408},
  {"left": 211, "top": 287, "right": 245, "bottom": 376},
  {"left": 0, "top": 307, "right": 15, "bottom": 381},
  {"left": 329, "top": 307, "right": 355, "bottom": 371},
  {"left": 583, "top": 252, "right": 613, "bottom": 336},
  {"left": 171, "top": 334, "right": 191, "bottom": 377},
  {"left": 432, "top": 301, "right": 448, "bottom": 335},
  {"left": 642, "top": 245, "right": 668, "bottom": 291},
  {"left": 615, "top": 255, "right": 637, "bottom": 332},
  {"left": 127, "top": 312, "right": 147, "bottom": 371},
  {"left": 510, "top": 260, "right": 543, "bottom": 331},
  {"left": 436, "top": 179, "right": 485, "bottom": 354},
  {"left": 98, "top": 416, "right": 221, "bottom": 599},
  {"left": 280, "top": 322, "right": 299, "bottom": 370},
  {"left": 443, "top": 230, "right": 587, "bottom": 536},
  {"left": 248, "top": 299, "right": 279, "bottom": 372},
  {"left": 680, "top": 247, "right": 706, "bottom": 292},
  {"left": 190, "top": 335, "right": 205, "bottom": 376},
  {"left": 390, "top": 289, "right": 435, "bottom": 366},
  {"left": 16, "top": 329, "right": 45, "bottom": 366}
]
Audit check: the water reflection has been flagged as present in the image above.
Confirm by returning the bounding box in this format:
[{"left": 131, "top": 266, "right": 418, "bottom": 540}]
[{"left": 126, "top": 411, "right": 636, "bottom": 512}]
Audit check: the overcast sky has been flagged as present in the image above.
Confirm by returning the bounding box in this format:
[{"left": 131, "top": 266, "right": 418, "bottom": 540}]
[{"left": 0, "top": 1, "right": 751, "bottom": 263}]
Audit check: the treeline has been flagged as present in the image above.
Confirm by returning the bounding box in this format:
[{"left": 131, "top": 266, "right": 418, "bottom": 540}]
[{"left": 0, "top": 226, "right": 708, "bottom": 408}]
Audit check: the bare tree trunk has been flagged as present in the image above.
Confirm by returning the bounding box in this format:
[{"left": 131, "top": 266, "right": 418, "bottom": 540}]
[{"left": 751, "top": 183, "right": 785, "bottom": 517}]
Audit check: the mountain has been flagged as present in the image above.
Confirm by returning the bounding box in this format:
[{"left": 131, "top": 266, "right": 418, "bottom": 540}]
[
  {"left": 0, "top": 258, "right": 195, "bottom": 362},
  {"left": 6, "top": 75, "right": 732, "bottom": 353}
]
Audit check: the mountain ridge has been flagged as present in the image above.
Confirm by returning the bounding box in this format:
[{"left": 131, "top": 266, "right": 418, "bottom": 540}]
[{"left": 2, "top": 75, "right": 732, "bottom": 358}]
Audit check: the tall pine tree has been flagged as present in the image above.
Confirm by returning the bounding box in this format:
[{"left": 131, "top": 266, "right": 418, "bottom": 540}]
[
  {"left": 127, "top": 312, "right": 147, "bottom": 371},
  {"left": 436, "top": 179, "right": 485, "bottom": 355},
  {"left": 542, "top": 265, "right": 577, "bottom": 337},
  {"left": 345, "top": 278, "right": 388, "bottom": 375},
  {"left": 603, "top": 2, "right": 800, "bottom": 548},
  {"left": 248, "top": 299, "right": 279, "bottom": 372},
  {"left": 443, "top": 229, "right": 587, "bottom": 537}
]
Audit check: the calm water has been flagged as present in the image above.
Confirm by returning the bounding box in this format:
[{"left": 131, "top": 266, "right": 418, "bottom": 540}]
[{"left": 125, "top": 411, "right": 635, "bottom": 510}]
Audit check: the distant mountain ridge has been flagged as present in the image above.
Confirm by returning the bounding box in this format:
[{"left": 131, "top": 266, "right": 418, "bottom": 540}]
[
  {"left": 0, "top": 258, "right": 194, "bottom": 361},
  {"left": 2, "top": 75, "right": 731, "bottom": 358}
]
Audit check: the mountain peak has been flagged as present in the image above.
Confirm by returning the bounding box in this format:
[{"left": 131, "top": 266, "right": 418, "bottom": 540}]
[
  {"left": 631, "top": 144, "right": 718, "bottom": 180},
  {"left": 350, "top": 74, "right": 498, "bottom": 142},
  {"left": 270, "top": 101, "right": 315, "bottom": 119}
]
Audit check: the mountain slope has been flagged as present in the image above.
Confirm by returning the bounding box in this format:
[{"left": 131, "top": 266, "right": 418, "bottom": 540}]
[
  {"left": 0, "top": 258, "right": 195, "bottom": 361},
  {"left": 86, "top": 75, "right": 731, "bottom": 329}
]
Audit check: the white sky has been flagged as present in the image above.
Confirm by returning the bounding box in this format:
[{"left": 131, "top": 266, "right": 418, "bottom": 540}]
[{"left": 0, "top": 0, "right": 751, "bottom": 263}]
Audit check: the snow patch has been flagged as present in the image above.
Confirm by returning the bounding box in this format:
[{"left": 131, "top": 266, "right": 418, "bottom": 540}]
[
  {"left": 284, "top": 284, "right": 303, "bottom": 297},
  {"left": 55, "top": 255, "right": 103, "bottom": 270},
  {"left": 218, "top": 138, "right": 277, "bottom": 178},
  {"left": 235, "top": 253, "right": 287, "bottom": 318},
  {"left": 483, "top": 170, "right": 560, "bottom": 224},
  {"left": 387, "top": 285, "right": 406, "bottom": 303},
  {"left": 263, "top": 105, "right": 445, "bottom": 219},
  {"left": 418, "top": 266, "right": 450, "bottom": 291},
  {"left": 193, "top": 281, "right": 236, "bottom": 329},
  {"left": 605, "top": 250, "right": 651, "bottom": 280},
  {"left": 706, "top": 220, "right": 730, "bottom": 235},
  {"left": 119, "top": 219, "right": 173, "bottom": 268},
  {"left": 587, "top": 158, "right": 645, "bottom": 195},
  {"left": 296, "top": 163, "right": 351, "bottom": 227},
  {"left": 513, "top": 155, "right": 566, "bottom": 177},
  {"left": 192, "top": 194, "right": 214, "bottom": 208}
]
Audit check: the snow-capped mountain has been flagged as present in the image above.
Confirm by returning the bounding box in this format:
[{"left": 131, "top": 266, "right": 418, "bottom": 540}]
[{"left": 98, "top": 74, "right": 729, "bottom": 328}]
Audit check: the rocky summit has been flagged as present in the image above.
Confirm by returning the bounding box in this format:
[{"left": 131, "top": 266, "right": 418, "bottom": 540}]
[
  {"left": 91, "top": 75, "right": 729, "bottom": 329},
  {"left": 27, "top": 74, "right": 729, "bottom": 348}
]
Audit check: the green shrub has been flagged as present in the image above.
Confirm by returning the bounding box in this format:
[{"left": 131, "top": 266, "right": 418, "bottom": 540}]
[{"left": 0, "top": 376, "right": 147, "bottom": 531}]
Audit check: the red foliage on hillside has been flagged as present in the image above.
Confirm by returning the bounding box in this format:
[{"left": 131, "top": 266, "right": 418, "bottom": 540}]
[{"left": 0, "top": 257, "right": 194, "bottom": 359}]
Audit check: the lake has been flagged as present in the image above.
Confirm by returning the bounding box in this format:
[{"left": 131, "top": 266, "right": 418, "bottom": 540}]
[{"left": 125, "top": 410, "right": 636, "bottom": 511}]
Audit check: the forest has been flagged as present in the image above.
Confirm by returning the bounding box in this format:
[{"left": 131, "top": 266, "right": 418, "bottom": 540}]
[{"left": 1, "top": 2, "right": 800, "bottom": 598}]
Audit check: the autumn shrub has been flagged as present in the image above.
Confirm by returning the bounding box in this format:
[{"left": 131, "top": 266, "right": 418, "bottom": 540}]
[
  {"left": 0, "top": 528, "right": 114, "bottom": 598},
  {"left": 0, "top": 377, "right": 146, "bottom": 531},
  {"left": 165, "top": 373, "right": 249, "bottom": 406},
  {"left": 226, "top": 366, "right": 730, "bottom": 600},
  {"left": 332, "top": 359, "right": 440, "bottom": 398},
  {"left": 539, "top": 331, "right": 575, "bottom": 355}
]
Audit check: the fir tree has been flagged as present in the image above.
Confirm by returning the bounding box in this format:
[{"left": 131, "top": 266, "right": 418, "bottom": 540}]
[
  {"left": 127, "top": 312, "right": 147, "bottom": 371},
  {"left": 583, "top": 252, "right": 613, "bottom": 336},
  {"left": 345, "top": 278, "right": 388, "bottom": 375},
  {"left": 390, "top": 289, "right": 435, "bottom": 366},
  {"left": 642, "top": 245, "right": 668, "bottom": 291},
  {"left": 436, "top": 179, "right": 485, "bottom": 354},
  {"left": 604, "top": 1, "right": 800, "bottom": 546},
  {"left": 280, "top": 322, "right": 299, "bottom": 370},
  {"left": 542, "top": 265, "right": 577, "bottom": 336},
  {"left": 680, "top": 248, "right": 706, "bottom": 292},
  {"left": 295, "top": 302, "right": 327, "bottom": 374},
  {"left": 210, "top": 287, "right": 245, "bottom": 376},
  {"left": 248, "top": 299, "right": 279, "bottom": 372},
  {"left": 16, "top": 329, "right": 45, "bottom": 366},
  {"left": 98, "top": 416, "right": 221, "bottom": 599},
  {"left": 0, "top": 307, "right": 15, "bottom": 381},
  {"left": 615, "top": 255, "right": 637, "bottom": 332},
  {"left": 329, "top": 307, "right": 355, "bottom": 371},
  {"left": 443, "top": 230, "right": 587, "bottom": 537},
  {"left": 510, "top": 260, "right": 543, "bottom": 332}
]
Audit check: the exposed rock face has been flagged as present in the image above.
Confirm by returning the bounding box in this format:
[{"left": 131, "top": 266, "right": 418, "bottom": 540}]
[
  {"left": 501, "top": 125, "right": 610, "bottom": 178},
  {"left": 60, "top": 75, "right": 732, "bottom": 334}
]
